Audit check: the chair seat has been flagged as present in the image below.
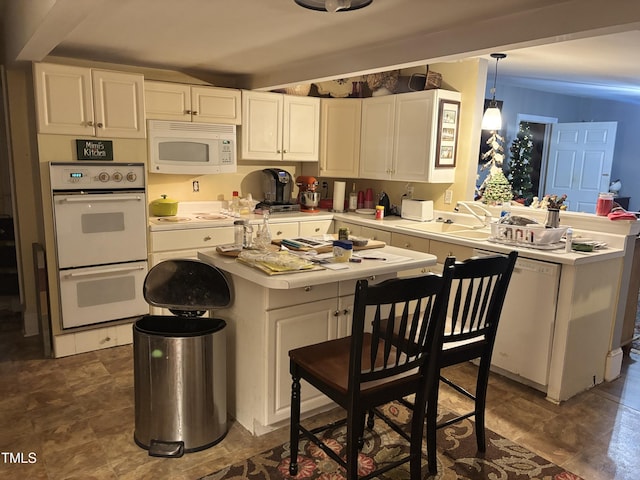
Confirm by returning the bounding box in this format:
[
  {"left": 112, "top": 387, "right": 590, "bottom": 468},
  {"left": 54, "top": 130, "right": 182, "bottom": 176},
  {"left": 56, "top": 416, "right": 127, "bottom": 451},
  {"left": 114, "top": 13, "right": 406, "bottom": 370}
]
[{"left": 290, "top": 334, "right": 421, "bottom": 405}]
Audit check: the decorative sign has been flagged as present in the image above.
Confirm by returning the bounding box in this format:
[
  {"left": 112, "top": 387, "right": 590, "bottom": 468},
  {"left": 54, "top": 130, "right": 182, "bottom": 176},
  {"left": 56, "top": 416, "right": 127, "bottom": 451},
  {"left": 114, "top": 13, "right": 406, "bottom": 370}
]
[
  {"left": 76, "top": 140, "right": 114, "bottom": 161},
  {"left": 435, "top": 99, "right": 460, "bottom": 168}
]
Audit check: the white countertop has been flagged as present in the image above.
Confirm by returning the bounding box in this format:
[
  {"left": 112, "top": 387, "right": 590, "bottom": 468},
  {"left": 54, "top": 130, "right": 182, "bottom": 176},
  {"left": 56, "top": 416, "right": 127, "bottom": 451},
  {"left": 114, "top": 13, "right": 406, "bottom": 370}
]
[
  {"left": 151, "top": 206, "right": 632, "bottom": 266},
  {"left": 332, "top": 212, "right": 628, "bottom": 266},
  {"left": 198, "top": 246, "right": 437, "bottom": 289}
]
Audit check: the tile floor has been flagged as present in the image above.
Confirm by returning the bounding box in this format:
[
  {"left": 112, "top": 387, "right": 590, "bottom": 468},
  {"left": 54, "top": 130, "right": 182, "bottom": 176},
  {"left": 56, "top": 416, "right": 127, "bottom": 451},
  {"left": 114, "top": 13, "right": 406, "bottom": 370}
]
[{"left": 1, "top": 308, "right": 639, "bottom": 480}]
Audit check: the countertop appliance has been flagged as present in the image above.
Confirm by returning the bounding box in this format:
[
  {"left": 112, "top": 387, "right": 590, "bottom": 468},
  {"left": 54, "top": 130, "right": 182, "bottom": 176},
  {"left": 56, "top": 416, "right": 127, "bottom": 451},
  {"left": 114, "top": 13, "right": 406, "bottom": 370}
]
[
  {"left": 473, "top": 248, "right": 560, "bottom": 389},
  {"left": 148, "top": 120, "right": 236, "bottom": 175},
  {"left": 50, "top": 162, "right": 149, "bottom": 329},
  {"left": 401, "top": 199, "right": 434, "bottom": 222},
  {"left": 258, "top": 168, "right": 300, "bottom": 213},
  {"left": 296, "top": 175, "right": 320, "bottom": 213}
]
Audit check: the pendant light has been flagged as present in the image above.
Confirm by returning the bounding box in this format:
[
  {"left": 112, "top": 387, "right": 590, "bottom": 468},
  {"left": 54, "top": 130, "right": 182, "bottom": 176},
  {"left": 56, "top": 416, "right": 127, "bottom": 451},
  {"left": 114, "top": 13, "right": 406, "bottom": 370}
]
[
  {"left": 294, "top": 0, "right": 373, "bottom": 13},
  {"left": 481, "top": 53, "right": 507, "bottom": 131}
]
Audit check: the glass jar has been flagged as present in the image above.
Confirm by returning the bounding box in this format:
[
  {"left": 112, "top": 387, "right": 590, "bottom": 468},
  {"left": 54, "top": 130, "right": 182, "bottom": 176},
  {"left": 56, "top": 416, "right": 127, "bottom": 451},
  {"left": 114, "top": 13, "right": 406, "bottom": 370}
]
[
  {"left": 596, "top": 192, "right": 614, "bottom": 216},
  {"left": 234, "top": 220, "right": 245, "bottom": 249}
]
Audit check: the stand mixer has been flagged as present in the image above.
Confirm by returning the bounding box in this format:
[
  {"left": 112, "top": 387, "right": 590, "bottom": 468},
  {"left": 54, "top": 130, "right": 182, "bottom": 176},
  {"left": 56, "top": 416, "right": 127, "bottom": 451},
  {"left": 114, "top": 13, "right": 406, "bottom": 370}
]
[{"left": 296, "top": 176, "right": 320, "bottom": 213}]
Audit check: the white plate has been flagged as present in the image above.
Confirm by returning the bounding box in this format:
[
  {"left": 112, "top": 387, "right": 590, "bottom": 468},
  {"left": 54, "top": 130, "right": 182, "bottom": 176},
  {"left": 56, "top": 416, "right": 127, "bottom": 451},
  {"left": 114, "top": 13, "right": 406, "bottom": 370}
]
[{"left": 355, "top": 209, "right": 376, "bottom": 215}]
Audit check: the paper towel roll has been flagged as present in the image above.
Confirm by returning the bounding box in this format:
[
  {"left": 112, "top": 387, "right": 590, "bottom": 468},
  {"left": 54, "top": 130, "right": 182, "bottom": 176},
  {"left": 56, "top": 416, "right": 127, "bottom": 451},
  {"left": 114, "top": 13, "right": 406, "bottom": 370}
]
[{"left": 333, "top": 181, "right": 346, "bottom": 212}]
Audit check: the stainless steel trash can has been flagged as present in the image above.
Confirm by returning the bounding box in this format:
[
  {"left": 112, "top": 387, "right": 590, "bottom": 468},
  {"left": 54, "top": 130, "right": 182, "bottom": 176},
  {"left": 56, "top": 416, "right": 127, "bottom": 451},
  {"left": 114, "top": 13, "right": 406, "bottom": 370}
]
[{"left": 133, "top": 259, "right": 232, "bottom": 457}]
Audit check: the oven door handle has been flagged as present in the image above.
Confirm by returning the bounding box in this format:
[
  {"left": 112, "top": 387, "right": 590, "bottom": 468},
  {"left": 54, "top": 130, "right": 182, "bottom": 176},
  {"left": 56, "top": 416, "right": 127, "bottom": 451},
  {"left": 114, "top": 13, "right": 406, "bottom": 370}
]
[
  {"left": 64, "top": 265, "right": 146, "bottom": 278},
  {"left": 61, "top": 194, "right": 144, "bottom": 203}
]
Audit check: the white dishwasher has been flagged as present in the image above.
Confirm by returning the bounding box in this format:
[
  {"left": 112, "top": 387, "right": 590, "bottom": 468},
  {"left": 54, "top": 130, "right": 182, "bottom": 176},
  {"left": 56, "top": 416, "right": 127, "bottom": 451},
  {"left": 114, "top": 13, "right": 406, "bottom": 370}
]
[{"left": 473, "top": 249, "right": 561, "bottom": 390}]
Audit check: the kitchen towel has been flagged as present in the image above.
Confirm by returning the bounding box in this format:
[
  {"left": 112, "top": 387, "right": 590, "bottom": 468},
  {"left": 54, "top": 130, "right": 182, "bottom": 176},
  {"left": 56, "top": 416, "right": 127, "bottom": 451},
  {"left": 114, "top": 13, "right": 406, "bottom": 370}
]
[{"left": 333, "top": 181, "right": 346, "bottom": 212}]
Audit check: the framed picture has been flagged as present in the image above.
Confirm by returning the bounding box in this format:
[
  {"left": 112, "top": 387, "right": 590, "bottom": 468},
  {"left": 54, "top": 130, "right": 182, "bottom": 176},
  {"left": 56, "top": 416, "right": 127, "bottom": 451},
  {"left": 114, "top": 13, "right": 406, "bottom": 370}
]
[{"left": 436, "top": 99, "right": 460, "bottom": 167}]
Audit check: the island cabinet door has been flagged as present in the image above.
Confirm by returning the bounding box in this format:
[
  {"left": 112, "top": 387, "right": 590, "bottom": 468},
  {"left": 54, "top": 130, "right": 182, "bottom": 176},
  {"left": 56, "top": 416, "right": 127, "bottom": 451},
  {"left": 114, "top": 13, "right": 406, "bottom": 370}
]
[{"left": 266, "top": 298, "right": 341, "bottom": 426}]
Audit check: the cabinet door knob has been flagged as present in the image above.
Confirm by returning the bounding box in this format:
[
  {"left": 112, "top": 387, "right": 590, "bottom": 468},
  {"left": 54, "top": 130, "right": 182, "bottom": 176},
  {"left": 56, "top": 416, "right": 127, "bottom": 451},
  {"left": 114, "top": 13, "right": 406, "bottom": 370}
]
[
  {"left": 315, "top": 228, "right": 320, "bottom": 232},
  {"left": 87, "top": 120, "right": 94, "bottom": 127},
  {"left": 185, "top": 109, "right": 192, "bottom": 114},
  {"left": 192, "top": 111, "right": 198, "bottom": 115},
  {"left": 276, "top": 230, "right": 283, "bottom": 236},
  {"left": 404, "top": 243, "right": 410, "bottom": 248},
  {"left": 277, "top": 149, "right": 281, "bottom": 154},
  {"left": 283, "top": 149, "right": 287, "bottom": 153},
  {"left": 96, "top": 122, "right": 103, "bottom": 128},
  {"left": 342, "top": 308, "right": 350, "bottom": 315},
  {"left": 333, "top": 310, "right": 341, "bottom": 317},
  {"left": 303, "top": 286, "right": 312, "bottom": 292},
  {"left": 204, "top": 236, "right": 212, "bottom": 241},
  {"left": 368, "top": 275, "right": 376, "bottom": 281}
]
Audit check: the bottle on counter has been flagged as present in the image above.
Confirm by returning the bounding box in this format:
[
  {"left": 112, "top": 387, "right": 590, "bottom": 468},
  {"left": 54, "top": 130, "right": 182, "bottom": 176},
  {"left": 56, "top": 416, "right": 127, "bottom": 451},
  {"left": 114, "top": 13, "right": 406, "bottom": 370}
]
[
  {"left": 255, "top": 211, "right": 272, "bottom": 249},
  {"left": 565, "top": 228, "right": 573, "bottom": 253},
  {"left": 348, "top": 183, "right": 358, "bottom": 212},
  {"left": 375, "top": 205, "right": 385, "bottom": 220},
  {"left": 234, "top": 219, "right": 245, "bottom": 250},
  {"left": 231, "top": 191, "right": 240, "bottom": 215}
]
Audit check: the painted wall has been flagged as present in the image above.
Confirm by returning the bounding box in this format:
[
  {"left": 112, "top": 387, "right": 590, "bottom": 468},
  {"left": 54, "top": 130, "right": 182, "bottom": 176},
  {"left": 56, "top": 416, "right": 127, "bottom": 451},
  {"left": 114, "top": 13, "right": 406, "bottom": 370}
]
[{"left": 493, "top": 83, "right": 640, "bottom": 211}]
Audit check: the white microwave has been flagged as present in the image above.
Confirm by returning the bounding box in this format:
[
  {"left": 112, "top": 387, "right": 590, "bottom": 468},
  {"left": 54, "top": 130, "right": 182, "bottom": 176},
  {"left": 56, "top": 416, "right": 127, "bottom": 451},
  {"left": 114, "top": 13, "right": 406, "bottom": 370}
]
[{"left": 148, "top": 120, "right": 237, "bottom": 175}]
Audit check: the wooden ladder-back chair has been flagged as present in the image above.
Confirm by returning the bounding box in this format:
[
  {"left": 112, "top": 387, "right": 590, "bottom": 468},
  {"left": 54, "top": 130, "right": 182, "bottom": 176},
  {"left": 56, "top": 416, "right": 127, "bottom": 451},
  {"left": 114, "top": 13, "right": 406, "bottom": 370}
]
[
  {"left": 288, "top": 268, "right": 454, "bottom": 480},
  {"left": 424, "top": 250, "right": 518, "bottom": 474}
]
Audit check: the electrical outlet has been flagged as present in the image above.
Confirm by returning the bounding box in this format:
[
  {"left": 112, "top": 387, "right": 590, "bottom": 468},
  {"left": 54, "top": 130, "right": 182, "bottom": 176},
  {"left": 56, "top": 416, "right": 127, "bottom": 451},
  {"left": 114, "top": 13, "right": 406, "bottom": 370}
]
[{"left": 444, "top": 189, "right": 453, "bottom": 204}]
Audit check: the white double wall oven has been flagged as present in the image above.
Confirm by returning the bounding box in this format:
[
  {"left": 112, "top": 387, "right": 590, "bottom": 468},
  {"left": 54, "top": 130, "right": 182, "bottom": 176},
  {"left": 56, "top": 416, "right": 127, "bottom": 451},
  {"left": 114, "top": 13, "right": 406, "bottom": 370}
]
[{"left": 50, "top": 162, "right": 149, "bottom": 329}]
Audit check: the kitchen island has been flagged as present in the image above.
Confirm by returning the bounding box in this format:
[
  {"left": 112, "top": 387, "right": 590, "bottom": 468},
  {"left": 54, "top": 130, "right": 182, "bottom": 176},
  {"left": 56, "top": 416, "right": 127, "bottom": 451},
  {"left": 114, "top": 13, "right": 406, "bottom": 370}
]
[{"left": 198, "top": 246, "right": 437, "bottom": 435}]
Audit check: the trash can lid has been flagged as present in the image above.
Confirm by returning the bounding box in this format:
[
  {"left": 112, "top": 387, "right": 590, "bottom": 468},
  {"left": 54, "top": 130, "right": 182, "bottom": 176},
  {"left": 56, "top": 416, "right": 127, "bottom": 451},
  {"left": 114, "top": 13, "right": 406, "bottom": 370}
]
[{"left": 143, "top": 259, "right": 232, "bottom": 311}]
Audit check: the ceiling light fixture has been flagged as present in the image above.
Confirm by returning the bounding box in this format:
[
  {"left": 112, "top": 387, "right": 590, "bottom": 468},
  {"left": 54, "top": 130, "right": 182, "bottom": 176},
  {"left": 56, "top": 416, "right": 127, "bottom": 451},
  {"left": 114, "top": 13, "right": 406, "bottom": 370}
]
[
  {"left": 481, "top": 53, "right": 507, "bottom": 131},
  {"left": 294, "top": 0, "right": 372, "bottom": 13}
]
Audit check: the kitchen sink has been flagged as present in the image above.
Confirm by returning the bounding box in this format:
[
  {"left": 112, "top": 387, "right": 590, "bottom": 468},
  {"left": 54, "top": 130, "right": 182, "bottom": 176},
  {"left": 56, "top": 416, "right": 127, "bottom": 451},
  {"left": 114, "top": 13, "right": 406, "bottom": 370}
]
[{"left": 399, "top": 222, "right": 477, "bottom": 233}]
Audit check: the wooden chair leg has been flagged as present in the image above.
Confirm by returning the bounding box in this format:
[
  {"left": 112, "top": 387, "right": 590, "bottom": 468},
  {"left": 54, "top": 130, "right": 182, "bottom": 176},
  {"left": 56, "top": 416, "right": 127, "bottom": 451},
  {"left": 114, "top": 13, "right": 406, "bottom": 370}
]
[
  {"left": 410, "top": 390, "right": 427, "bottom": 480},
  {"left": 426, "top": 385, "right": 440, "bottom": 475},
  {"left": 346, "top": 408, "right": 361, "bottom": 480},
  {"left": 475, "top": 359, "right": 491, "bottom": 452},
  {"left": 289, "top": 374, "right": 301, "bottom": 476}
]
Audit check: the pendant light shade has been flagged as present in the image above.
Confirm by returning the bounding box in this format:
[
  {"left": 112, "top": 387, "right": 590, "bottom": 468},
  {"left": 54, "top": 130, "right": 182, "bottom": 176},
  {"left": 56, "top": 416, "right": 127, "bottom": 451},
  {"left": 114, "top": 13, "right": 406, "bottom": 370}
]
[
  {"left": 294, "top": 0, "right": 372, "bottom": 12},
  {"left": 481, "top": 105, "right": 502, "bottom": 130},
  {"left": 482, "top": 53, "right": 506, "bottom": 131}
]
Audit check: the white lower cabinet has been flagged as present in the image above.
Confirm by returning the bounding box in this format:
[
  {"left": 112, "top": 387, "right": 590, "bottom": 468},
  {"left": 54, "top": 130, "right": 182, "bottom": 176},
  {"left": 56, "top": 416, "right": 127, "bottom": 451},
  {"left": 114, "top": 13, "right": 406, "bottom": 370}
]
[
  {"left": 299, "top": 219, "right": 333, "bottom": 236},
  {"left": 267, "top": 297, "right": 344, "bottom": 425},
  {"left": 53, "top": 322, "right": 133, "bottom": 357},
  {"left": 333, "top": 220, "right": 392, "bottom": 244},
  {"left": 270, "top": 222, "right": 299, "bottom": 240},
  {"left": 390, "top": 233, "right": 434, "bottom": 277}
]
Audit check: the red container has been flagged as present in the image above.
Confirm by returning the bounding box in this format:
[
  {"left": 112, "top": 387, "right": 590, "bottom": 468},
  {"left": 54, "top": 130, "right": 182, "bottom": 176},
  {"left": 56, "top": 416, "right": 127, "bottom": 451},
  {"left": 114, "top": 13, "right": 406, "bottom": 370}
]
[
  {"left": 596, "top": 193, "right": 614, "bottom": 216},
  {"left": 364, "top": 188, "right": 374, "bottom": 209}
]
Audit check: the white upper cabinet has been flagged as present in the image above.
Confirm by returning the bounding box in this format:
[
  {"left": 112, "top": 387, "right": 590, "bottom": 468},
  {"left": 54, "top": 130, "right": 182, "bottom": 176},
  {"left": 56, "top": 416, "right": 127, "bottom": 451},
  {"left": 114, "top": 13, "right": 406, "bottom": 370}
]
[
  {"left": 34, "top": 63, "right": 145, "bottom": 138},
  {"left": 241, "top": 90, "right": 320, "bottom": 162},
  {"left": 144, "top": 81, "right": 241, "bottom": 124},
  {"left": 319, "top": 98, "right": 361, "bottom": 178},
  {"left": 359, "top": 89, "right": 460, "bottom": 183}
]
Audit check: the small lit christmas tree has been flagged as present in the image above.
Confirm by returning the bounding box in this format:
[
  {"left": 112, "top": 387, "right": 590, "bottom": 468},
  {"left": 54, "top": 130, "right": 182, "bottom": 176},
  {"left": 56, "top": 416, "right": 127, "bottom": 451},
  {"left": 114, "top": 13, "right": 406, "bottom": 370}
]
[
  {"left": 477, "top": 131, "right": 513, "bottom": 204},
  {"left": 508, "top": 122, "right": 534, "bottom": 204},
  {"left": 483, "top": 169, "right": 513, "bottom": 204}
]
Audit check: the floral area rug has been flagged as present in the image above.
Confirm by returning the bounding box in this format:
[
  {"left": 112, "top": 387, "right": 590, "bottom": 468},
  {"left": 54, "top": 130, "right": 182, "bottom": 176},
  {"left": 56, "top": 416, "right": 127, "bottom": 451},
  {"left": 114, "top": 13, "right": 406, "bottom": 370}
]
[{"left": 200, "top": 402, "right": 582, "bottom": 480}]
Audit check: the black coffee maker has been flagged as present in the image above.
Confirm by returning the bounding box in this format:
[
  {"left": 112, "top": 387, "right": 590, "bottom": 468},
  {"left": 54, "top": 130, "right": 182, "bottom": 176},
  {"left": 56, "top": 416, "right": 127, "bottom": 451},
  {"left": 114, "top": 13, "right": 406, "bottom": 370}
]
[{"left": 261, "top": 168, "right": 293, "bottom": 204}]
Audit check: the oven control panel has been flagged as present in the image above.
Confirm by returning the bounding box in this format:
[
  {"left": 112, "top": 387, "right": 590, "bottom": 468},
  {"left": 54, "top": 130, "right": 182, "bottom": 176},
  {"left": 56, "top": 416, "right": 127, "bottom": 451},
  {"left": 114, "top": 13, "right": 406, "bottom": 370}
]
[{"left": 50, "top": 162, "right": 145, "bottom": 190}]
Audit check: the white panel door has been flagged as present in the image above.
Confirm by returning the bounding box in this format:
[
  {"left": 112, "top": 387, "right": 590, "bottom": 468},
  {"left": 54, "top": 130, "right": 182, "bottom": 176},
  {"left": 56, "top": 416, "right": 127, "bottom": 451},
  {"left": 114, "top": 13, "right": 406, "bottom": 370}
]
[{"left": 544, "top": 122, "right": 617, "bottom": 213}]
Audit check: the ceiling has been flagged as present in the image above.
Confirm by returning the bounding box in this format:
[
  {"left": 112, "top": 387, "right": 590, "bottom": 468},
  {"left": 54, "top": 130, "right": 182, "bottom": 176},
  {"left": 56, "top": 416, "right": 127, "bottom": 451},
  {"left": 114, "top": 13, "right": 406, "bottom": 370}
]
[{"left": 4, "top": 0, "right": 640, "bottom": 104}]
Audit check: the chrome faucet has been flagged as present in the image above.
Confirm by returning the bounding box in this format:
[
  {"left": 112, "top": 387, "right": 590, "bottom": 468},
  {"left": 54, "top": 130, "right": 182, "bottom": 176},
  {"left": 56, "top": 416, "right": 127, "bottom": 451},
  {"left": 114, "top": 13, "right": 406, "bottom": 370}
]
[{"left": 454, "top": 201, "right": 493, "bottom": 228}]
